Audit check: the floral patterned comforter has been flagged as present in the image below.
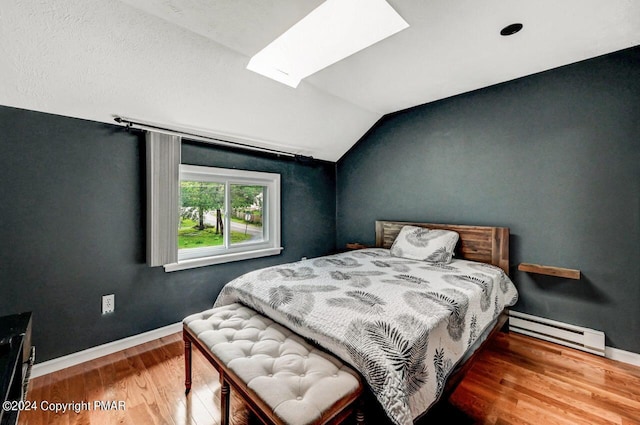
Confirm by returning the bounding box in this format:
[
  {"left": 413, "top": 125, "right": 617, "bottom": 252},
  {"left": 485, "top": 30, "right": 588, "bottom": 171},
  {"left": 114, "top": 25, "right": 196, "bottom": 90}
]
[{"left": 214, "top": 249, "right": 518, "bottom": 425}]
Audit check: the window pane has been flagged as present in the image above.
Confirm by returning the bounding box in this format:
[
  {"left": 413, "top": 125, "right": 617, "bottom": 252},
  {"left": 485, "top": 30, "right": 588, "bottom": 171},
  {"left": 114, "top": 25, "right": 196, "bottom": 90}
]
[
  {"left": 179, "top": 181, "right": 226, "bottom": 249},
  {"left": 230, "top": 184, "right": 265, "bottom": 245}
]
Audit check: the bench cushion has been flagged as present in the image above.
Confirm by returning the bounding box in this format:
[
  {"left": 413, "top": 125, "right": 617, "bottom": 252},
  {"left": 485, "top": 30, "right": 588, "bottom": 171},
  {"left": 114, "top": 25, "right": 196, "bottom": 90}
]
[{"left": 184, "top": 303, "right": 361, "bottom": 425}]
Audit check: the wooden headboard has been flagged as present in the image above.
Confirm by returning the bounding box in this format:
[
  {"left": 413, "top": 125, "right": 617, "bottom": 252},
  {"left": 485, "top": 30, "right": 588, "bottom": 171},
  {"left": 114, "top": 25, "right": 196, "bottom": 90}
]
[{"left": 375, "top": 220, "right": 510, "bottom": 275}]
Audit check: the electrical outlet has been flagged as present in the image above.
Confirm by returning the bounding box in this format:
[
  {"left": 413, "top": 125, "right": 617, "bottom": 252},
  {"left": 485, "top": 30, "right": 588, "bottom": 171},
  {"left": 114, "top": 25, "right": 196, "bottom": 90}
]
[{"left": 102, "top": 294, "right": 115, "bottom": 314}]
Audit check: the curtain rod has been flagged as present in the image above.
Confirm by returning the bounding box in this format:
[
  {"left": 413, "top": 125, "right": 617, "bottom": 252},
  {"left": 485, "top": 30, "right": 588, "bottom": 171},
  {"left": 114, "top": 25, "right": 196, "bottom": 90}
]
[{"left": 113, "top": 116, "right": 314, "bottom": 161}]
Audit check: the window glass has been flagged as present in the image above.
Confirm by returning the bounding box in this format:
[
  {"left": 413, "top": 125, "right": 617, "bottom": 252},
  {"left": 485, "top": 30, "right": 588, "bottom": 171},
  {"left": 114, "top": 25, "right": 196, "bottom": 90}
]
[
  {"left": 179, "top": 181, "right": 225, "bottom": 249},
  {"left": 230, "top": 184, "right": 265, "bottom": 246}
]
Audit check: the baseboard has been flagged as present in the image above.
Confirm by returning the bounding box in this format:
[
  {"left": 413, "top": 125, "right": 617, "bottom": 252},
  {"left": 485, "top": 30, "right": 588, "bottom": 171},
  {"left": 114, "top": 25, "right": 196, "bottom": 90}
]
[
  {"left": 508, "top": 312, "right": 640, "bottom": 368},
  {"left": 605, "top": 346, "right": 640, "bottom": 368},
  {"left": 29, "top": 320, "right": 640, "bottom": 379},
  {"left": 31, "top": 322, "right": 182, "bottom": 378}
]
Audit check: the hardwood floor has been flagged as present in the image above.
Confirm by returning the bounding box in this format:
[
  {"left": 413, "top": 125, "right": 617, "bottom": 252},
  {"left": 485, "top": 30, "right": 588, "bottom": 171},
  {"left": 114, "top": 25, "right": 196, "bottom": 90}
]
[
  {"left": 441, "top": 333, "right": 640, "bottom": 425},
  {"left": 19, "top": 332, "right": 640, "bottom": 425}
]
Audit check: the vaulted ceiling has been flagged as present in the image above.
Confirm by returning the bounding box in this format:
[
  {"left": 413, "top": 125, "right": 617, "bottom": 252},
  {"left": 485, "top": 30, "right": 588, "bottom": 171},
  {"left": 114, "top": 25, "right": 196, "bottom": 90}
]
[{"left": 1, "top": 1, "right": 639, "bottom": 161}]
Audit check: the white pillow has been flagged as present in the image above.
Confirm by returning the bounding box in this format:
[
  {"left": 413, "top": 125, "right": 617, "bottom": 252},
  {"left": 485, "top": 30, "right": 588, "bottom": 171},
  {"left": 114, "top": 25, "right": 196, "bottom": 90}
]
[{"left": 390, "top": 225, "right": 459, "bottom": 263}]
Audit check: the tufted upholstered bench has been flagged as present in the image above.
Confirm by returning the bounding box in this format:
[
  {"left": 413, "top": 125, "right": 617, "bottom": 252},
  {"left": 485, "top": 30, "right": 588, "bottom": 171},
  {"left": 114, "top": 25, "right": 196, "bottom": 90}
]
[{"left": 183, "top": 303, "right": 364, "bottom": 425}]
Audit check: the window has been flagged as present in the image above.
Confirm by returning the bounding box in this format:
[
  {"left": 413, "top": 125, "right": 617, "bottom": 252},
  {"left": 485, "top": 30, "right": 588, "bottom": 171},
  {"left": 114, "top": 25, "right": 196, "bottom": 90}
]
[
  {"left": 163, "top": 164, "right": 281, "bottom": 272},
  {"left": 246, "top": 0, "right": 409, "bottom": 87}
]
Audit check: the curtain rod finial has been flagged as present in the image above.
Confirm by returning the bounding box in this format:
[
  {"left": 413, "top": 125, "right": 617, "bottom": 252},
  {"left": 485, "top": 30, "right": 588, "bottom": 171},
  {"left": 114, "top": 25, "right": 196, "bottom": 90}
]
[{"left": 294, "top": 154, "right": 315, "bottom": 163}]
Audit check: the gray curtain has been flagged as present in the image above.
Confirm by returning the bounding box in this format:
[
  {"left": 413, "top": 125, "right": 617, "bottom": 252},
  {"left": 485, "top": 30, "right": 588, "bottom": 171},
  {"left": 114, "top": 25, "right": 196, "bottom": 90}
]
[{"left": 146, "top": 131, "right": 181, "bottom": 267}]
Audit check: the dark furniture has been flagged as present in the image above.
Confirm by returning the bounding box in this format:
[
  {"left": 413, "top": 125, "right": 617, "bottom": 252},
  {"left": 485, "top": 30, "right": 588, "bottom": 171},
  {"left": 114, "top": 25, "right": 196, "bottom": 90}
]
[{"left": 0, "top": 312, "right": 34, "bottom": 425}]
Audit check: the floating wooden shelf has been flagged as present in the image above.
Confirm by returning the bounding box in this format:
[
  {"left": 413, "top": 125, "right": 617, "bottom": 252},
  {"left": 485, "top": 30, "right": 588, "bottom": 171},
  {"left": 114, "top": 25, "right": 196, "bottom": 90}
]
[{"left": 518, "top": 263, "right": 581, "bottom": 280}]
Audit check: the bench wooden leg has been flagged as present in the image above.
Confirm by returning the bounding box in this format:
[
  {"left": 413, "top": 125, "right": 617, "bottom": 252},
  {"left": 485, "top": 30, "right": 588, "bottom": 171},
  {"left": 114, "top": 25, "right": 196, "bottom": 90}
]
[
  {"left": 220, "top": 377, "right": 231, "bottom": 425},
  {"left": 184, "top": 337, "right": 192, "bottom": 395}
]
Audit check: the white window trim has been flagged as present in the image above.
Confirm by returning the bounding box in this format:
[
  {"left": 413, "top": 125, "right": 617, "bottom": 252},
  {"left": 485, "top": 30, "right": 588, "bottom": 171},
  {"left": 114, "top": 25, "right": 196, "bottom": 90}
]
[{"left": 164, "top": 164, "right": 282, "bottom": 272}]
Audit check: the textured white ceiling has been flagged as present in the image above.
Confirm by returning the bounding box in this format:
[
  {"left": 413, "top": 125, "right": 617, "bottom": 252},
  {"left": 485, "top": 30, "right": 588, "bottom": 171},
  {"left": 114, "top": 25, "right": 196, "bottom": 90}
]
[{"left": 1, "top": 0, "right": 639, "bottom": 161}]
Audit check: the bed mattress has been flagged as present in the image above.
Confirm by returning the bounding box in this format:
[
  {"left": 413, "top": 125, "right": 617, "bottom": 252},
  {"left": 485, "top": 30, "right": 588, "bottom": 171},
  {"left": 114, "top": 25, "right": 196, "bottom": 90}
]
[{"left": 214, "top": 248, "right": 518, "bottom": 425}]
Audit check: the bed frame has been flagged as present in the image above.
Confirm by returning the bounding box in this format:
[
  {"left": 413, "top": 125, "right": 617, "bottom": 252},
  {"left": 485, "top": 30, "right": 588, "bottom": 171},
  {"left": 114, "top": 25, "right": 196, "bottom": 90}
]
[
  {"left": 375, "top": 220, "right": 510, "bottom": 275},
  {"left": 373, "top": 220, "right": 511, "bottom": 418},
  {"left": 186, "top": 220, "right": 513, "bottom": 424}
]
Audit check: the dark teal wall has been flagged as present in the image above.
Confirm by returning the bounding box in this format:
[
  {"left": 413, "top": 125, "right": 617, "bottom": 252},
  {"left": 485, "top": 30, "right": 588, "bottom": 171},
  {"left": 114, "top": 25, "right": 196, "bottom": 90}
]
[
  {"left": 2, "top": 45, "right": 639, "bottom": 361},
  {"left": 337, "top": 46, "right": 640, "bottom": 352},
  {"left": 0, "top": 106, "right": 336, "bottom": 362}
]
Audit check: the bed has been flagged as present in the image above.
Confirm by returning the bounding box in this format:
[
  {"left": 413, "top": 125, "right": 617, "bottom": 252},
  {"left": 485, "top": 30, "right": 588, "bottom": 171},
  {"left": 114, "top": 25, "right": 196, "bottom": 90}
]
[{"left": 213, "top": 220, "right": 518, "bottom": 425}]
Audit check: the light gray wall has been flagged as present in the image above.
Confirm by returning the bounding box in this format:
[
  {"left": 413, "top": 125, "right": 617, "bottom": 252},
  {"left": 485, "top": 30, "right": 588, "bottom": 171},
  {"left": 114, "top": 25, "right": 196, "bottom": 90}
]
[{"left": 337, "top": 46, "right": 640, "bottom": 352}]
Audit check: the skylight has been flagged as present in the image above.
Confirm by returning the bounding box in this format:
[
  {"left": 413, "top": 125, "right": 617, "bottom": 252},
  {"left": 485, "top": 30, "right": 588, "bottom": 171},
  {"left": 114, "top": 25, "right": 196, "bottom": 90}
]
[{"left": 246, "top": 0, "right": 409, "bottom": 88}]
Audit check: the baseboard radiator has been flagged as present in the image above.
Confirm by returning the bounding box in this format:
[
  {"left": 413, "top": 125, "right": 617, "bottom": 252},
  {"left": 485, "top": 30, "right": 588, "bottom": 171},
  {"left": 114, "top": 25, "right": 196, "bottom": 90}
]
[{"left": 509, "top": 311, "right": 605, "bottom": 356}]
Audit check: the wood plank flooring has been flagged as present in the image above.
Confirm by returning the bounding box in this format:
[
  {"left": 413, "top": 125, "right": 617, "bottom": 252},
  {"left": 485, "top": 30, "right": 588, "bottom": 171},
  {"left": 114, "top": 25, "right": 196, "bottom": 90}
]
[{"left": 18, "top": 332, "right": 640, "bottom": 425}]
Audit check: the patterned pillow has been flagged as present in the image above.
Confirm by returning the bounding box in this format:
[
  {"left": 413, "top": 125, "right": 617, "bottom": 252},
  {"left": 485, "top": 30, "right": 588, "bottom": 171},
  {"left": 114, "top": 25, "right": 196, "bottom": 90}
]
[{"left": 389, "top": 225, "right": 459, "bottom": 263}]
